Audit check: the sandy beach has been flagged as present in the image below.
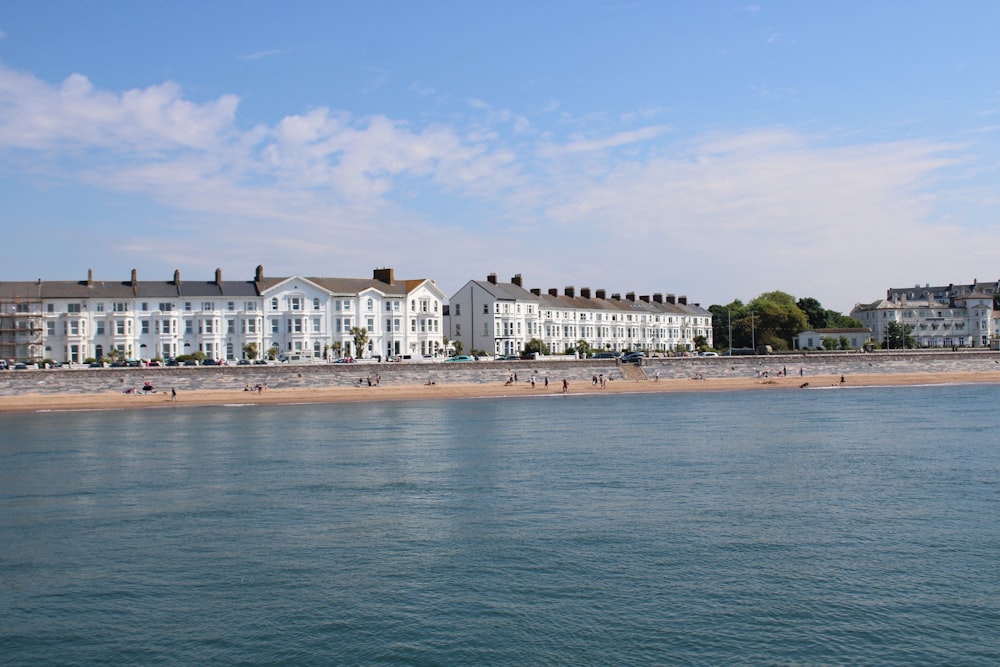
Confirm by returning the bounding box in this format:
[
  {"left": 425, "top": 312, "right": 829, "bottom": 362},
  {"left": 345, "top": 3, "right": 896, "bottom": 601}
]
[{"left": 3, "top": 370, "right": 1000, "bottom": 413}]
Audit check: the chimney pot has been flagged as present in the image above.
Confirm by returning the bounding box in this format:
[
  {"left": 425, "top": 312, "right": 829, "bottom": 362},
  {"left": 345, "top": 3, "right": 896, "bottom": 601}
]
[
  {"left": 511, "top": 274, "right": 523, "bottom": 287},
  {"left": 564, "top": 286, "right": 575, "bottom": 298},
  {"left": 548, "top": 288, "right": 558, "bottom": 297},
  {"left": 596, "top": 289, "right": 606, "bottom": 300},
  {"left": 487, "top": 273, "right": 497, "bottom": 284},
  {"left": 580, "top": 287, "right": 591, "bottom": 299}
]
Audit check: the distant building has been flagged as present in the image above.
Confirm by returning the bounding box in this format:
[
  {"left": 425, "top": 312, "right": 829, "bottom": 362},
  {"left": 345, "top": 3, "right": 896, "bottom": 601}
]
[
  {"left": 795, "top": 328, "right": 873, "bottom": 351},
  {"left": 447, "top": 273, "right": 713, "bottom": 357},
  {"left": 0, "top": 266, "right": 445, "bottom": 363},
  {"left": 851, "top": 280, "right": 996, "bottom": 348}
]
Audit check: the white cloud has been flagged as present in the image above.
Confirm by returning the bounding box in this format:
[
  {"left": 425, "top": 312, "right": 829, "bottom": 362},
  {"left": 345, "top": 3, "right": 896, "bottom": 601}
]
[
  {"left": 0, "top": 64, "right": 995, "bottom": 312},
  {"left": 239, "top": 49, "right": 282, "bottom": 61}
]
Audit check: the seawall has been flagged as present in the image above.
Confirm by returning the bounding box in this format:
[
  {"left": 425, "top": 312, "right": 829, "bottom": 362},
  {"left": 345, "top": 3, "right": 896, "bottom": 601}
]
[{"left": 2, "top": 350, "right": 1000, "bottom": 397}]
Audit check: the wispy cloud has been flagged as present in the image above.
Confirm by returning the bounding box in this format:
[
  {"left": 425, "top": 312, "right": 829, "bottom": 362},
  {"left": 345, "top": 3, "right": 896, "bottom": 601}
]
[
  {"left": 239, "top": 49, "right": 282, "bottom": 61},
  {"left": 0, "top": 63, "right": 993, "bottom": 311}
]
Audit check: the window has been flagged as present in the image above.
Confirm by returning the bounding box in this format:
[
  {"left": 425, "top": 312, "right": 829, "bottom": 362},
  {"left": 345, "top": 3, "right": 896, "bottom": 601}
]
[
  {"left": 228, "top": 302, "right": 235, "bottom": 311},
  {"left": 271, "top": 319, "right": 279, "bottom": 334},
  {"left": 312, "top": 317, "right": 320, "bottom": 332},
  {"left": 367, "top": 318, "right": 374, "bottom": 330},
  {"left": 204, "top": 320, "right": 214, "bottom": 334},
  {"left": 115, "top": 320, "right": 125, "bottom": 335},
  {"left": 290, "top": 297, "right": 302, "bottom": 311},
  {"left": 246, "top": 319, "right": 257, "bottom": 334},
  {"left": 162, "top": 319, "right": 173, "bottom": 334},
  {"left": 271, "top": 298, "right": 279, "bottom": 310},
  {"left": 313, "top": 298, "right": 321, "bottom": 310},
  {"left": 141, "top": 303, "right": 149, "bottom": 312},
  {"left": 342, "top": 300, "right": 351, "bottom": 311},
  {"left": 386, "top": 301, "right": 392, "bottom": 312},
  {"left": 202, "top": 302, "right": 214, "bottom": 311},
  {"left": 394, "top": 318, "right": 400, "bottom": 332},
  {"left": 96, "top": 303, "right": 105, "bottom": 312},
  {"left": 185, "top": 320, "right": 193, "bottom": 334},
  {"left": 367, "top": 298, "right": 374, "bottom": 311},
  {"left": 159, "top": 302, "right": 173, "bottom": 312},
  {"left": 411, "top": 319, "right": 417, "bottom": 332},
  {"left": 47, "top": 303, "right": 54, "bottom": 313},
  {"left": 46, "top": 321, "right": 55, "bottom": 336},
  {"left": 96, "top": 322, "right": 106, "bottom": 335},
  {"left": 113, "top": 302, "right": 128, "bottom": 312},
  {"left": 227, "top": 319, "right": 236, "bottom": 334},
  {"left": 483, "top": 304, "right": 489, "bottom": 314},
  {"left": 67, "top": 303, "right": 81, "bottom": 313},
  {"left": 454, "top": 303, "right": 461, "bottom": 316},
  {"left": 69, "top": 321, "right": 80, "bottom": 335},
  {"left": 184, "top": 302, "right": 192, "bottom": 311},
  {"left": 141, "top": 320, "right": 150, "bottom": 335},
  {"left": 245, "top": 301, "right": 257, "bottom": 311}
]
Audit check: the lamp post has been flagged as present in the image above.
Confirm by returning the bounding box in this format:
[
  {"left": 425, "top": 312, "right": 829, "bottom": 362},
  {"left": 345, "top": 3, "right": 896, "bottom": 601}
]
[{"left": 751, "top": 310, "right": 756, "bottom": 352}]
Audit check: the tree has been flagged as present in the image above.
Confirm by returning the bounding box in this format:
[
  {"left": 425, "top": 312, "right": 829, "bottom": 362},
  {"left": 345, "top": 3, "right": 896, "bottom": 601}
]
[
  {"left": 452, "top": 340, "right": 463, "bottom": 356},
  {"left": 693, "top": 335, "right": 709, "bottom": 352},
  {"left": 748, "top": 291, "right": 810, "bottom": 351},
  {"left": 242, "top": 342, "right": 259, "bottom": 360},
  {"left": 350, "top": 327, "right": 369, "bottom": 359},
  {"left": 523, "top": 338, "right": 549, "bottom": 356},
  {"left": 332, "top": 341, "right": 342, "bottom": 359},
  {"left": 574, "top": 339, "right": 594, "bottom": 357},
  {"left": 885, "top": 321, "right": 915, "bottom": 349},
  {"left": 268, "top": 344, "right": 279, "bottom": 360},
  {"left": 797, "top": 296, "right": 862, "bottom": 329}
]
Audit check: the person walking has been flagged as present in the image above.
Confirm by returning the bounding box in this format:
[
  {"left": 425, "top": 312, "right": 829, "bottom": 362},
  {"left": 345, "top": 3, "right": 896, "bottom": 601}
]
[{"left": 170, "top": 387, "right": 177, "bottom": 401}]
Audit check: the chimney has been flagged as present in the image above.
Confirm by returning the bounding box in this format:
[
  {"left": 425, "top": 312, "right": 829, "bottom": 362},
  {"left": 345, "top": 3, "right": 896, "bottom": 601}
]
[
  {"left": 611, "top": 293, "right": 621, "bottom": 301},
  {"left": 173, "top": 269, "right": 181, "bottom": 286},
  {"left": 640, "top": 295, "right": 650, "bottom": 303},
  {"left": 373, "top": 267, "right": 395, "bottom": 284},
  {"left": 564, "top": 286, "right": 575, "bottom": 298},
  {"left": 653, "top": 293, "right": 663, "bottom": 303},
  {"left": 580, "top": 288, "right": 591, "bottom": 299},
  {"left": 255, "top": 265, "right": 264, "bottom": 283},
  {"left": 215, "top": 268, "right": 222, "bottom": 285},
  {"left": 626, "top": 292, "right": 636, "bottom": 301},
  {"left": 596, "top": 289, "right": 606, "bottom": 300},
  {"left": 531, "top": 288, "right": 541, "bottom": 296},
  {"left": 665, "top": 294, "right": 676, "bottom": 304},
  {"left": 131, "top": 268, "right": 138, "bottom": 296},
  {"left": 678, "top": 296, "right": 687, "bottom": 305},
  {"left": 487, "top": 273, "right": 497, "bottom": 284},
  {"left": 87, "top": 268, "right": 93, "bottom": 287},
  {"left": 548, "top": 288, "right": 558, "bottom": 297},
  {"left": 511, "top": 274, "right": 523, "bottom": 287}
]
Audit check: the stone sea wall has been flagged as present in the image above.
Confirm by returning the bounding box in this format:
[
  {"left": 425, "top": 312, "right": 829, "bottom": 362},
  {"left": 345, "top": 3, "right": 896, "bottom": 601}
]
[{"left": 2, "top": 350, "right": 999, "bottom": 397}]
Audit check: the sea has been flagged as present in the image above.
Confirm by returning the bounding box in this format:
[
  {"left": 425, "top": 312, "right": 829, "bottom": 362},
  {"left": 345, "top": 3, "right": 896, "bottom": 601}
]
[{"left": 1, "top": 384, "right": 998, "bottom": 666}]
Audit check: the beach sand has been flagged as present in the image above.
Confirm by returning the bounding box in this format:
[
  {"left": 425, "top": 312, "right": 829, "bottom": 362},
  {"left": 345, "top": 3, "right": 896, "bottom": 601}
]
[{"left": 4, "top": 371, "right": 1000, "bottom": 413}]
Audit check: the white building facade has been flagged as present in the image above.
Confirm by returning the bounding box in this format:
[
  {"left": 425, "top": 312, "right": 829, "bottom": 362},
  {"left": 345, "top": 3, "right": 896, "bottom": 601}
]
[
  {"left": 1, "top": 266, "right": 445, "bottom": 363},
  {"left": 851, "top": 281, "right": 997, "bottom": 348},
  {"left": 447, "top": 274, "right": 713, "bottom": 356}
]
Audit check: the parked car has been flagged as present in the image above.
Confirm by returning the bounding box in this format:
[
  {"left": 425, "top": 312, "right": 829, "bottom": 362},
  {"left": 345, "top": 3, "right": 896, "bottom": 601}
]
[
  {"left": 621, "top": 351, "right": 645, "bottom": 363},
  {"left": 183, "top": 360, "right": 198, "bottom": 366},
  {"left": 201, "top": 358, "right": 219, "bottom": 366},
  {"left": 253, "top": 359, "right": 268, "bottom": 365},
  {"left": 592, "top": 352, "right": 619, "bottom": 359},
  {"left": 237, "top": 359, "right": 251, "bottom": 366},
  {"left": 699, "top": 351, "right": 719, "bottom": 357},
  {"left": 445, "top": 355, "right": 474, "bottom": 362},
  {"left": 165, "top": 359, "right": 180, "bottom": 366}
]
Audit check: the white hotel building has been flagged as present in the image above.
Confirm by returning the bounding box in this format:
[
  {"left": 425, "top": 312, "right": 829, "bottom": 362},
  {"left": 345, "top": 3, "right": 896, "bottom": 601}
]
[
  {"left": 851, "top": 281, "right": 998, "bottom": 348},
  {"left": 0, "top": 266, "right": 446, "bottom": 363},
  {"left": 447, "top": 273, "right": 713, "bottom": 356}
]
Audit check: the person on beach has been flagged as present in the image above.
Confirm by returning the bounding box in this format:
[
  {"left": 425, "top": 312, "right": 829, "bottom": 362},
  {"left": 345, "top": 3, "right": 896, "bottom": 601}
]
[
  {"left": 530, "top": 374, "right": 536, "bottom": 389},
  {"left": 562, "top": 379, "right": 569, "bottom": 393},
  {"left": 654, "top": 369, "right": 660, "bottom": 382},
  {"left": 544, "top": 375, "right": 549, "bottom": 388},
  {"left": 171, "top": 387, "right": 177, "bottom": 401}
]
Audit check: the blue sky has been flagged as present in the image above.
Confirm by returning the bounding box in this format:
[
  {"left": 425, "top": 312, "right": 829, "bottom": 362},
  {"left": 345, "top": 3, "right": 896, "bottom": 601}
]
[{"left": 2, "top": 2, "right": 999, "bottom": 312}]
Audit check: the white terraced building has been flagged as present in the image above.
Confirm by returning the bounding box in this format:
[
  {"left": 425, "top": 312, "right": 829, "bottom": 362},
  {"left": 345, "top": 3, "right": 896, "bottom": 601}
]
[
  {"left": 0, "top": 266, "right": 446, "bottom": 364},
  {"left": 447, "top": 273, "right": 713, "bottom": 357},
  {"left": 851, "top": 281, "right": 997, "bottom": 348}
]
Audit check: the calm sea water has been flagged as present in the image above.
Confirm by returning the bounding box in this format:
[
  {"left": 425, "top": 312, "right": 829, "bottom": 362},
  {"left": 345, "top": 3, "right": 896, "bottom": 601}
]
[{"left": 2, "top": 385, "right": 999, "bottom": 665}]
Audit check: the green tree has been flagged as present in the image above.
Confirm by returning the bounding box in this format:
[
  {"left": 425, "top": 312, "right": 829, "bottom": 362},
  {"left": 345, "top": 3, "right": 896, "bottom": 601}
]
[
  {"left": 523, "top": 338, "right": 549, "bottom": 356},
  {"left": 242, "top": 342, "right": 259, "bottom": 360},
  {"left": 693, "top": 335, "right": 709, "bottom": 352},
  {"left": 884, "top": 321, "right": 915, "bottom": 349},
  {"left": 574, "top": 339, "right": 594, "bottom": 357},
  {"left": 451, "top": 340, "right": 463, "bottom": 356},
  {"left": 350, "top": 327, "right": 369, "bottom": 359},
  {"left": 748, "top": 291, "right": 810, "bottom": 351}
]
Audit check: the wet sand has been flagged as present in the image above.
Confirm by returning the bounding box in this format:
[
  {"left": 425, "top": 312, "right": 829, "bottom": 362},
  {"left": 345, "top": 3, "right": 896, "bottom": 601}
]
[{"left": 3, "top": 371, "right": 1000, "bottom": 413}]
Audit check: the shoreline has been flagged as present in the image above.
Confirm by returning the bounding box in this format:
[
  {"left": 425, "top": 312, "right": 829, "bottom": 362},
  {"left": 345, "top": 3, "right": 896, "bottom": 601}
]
[{"left": 5, "top": 370, "right": 1000, "bottom": 413}]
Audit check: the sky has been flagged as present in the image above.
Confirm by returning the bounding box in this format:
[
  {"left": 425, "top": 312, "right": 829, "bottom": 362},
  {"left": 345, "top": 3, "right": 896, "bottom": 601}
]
[{"left": 1, "top": 2, "right": 999, "bottom": 313}]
